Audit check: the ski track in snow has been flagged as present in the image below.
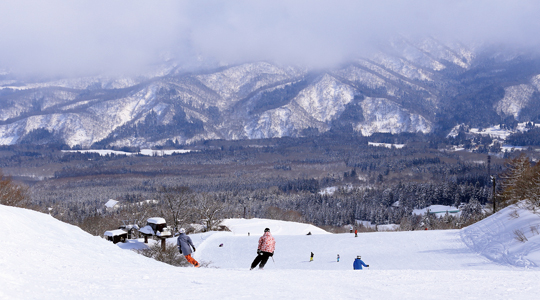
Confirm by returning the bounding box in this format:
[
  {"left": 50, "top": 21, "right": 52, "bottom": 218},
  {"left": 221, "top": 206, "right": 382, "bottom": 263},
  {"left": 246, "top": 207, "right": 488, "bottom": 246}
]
[
  {"left": 2, "top": 204, "right": 540, "bottom": 299},
  {"left": 461, "top": 205, "right": 540, "bottom": 268}
]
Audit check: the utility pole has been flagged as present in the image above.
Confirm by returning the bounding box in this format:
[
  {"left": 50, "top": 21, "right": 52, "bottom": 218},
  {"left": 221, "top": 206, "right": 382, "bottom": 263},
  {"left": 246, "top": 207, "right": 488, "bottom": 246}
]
[
  {"left": 487, "top": 155, "right": 491, "bottom": 181},
  {"left": 492, "top": 175, "right": 497, "bottom": 213},
  {"left": 487, "top": 155, "right": 497, "bottom": 213}
]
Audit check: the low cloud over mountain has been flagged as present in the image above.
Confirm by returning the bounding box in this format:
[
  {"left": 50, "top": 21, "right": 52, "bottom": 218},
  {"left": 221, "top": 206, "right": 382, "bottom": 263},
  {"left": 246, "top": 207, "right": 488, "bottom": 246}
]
[{"left": 1, "top": 1, "right": 540, "bottom": 77}]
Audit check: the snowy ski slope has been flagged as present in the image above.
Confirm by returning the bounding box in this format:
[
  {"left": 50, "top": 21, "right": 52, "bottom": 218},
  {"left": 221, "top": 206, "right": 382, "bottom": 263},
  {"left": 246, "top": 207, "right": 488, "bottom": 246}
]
[{"left": 1, "top": 204, "right": 540, "bottom": 299}]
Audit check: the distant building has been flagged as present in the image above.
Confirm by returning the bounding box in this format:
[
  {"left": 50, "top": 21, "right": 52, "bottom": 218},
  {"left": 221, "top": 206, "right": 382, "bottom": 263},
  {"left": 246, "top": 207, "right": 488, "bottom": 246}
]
[
  {"left": 105, "top": 199, "right": 120, "bottom": 211},
  {"left": 104, "top": 229, "right": 127, "bottom": 244}
]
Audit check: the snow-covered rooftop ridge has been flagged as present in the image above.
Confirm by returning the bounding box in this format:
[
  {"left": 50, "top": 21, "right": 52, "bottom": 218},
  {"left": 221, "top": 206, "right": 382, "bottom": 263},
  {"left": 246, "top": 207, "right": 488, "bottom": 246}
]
[
  {"left": 104, "top": 229, "right": 127, "bottom": 237},
  {"left": 104, "top": 199, "right": 119, "bottom": 208},
  {"left": 147, "top": 217, "right": 166, "bottom": 224}
]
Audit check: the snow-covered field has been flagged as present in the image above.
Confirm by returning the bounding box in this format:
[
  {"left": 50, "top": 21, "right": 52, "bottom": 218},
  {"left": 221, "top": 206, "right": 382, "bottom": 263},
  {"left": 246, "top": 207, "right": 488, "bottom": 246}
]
[
  {"left": 2, "top": 204, "right": 540, "bottom": 299},
  {"left": 412, "top": 205, "right": 461, "bottom": 217},
  {"left": 368, "top": 142, "right": 406, "bottom": 149},
  {"left": 447, "top": 122, "right": 539, "bottom": 140},
  {"left": 61, "top": 149, "right": 193, "bottom": 156}
]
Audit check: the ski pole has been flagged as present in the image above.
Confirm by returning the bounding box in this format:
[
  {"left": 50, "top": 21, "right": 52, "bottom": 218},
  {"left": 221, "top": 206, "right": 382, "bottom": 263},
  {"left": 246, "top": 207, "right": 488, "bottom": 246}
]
[{"left": 272, "top": 256, "right": 275, "bottom": 264}]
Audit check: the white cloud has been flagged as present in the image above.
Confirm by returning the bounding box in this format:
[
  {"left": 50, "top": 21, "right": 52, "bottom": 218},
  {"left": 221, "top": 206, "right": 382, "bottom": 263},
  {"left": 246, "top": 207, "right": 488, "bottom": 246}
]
[{"left": 1, "top": 0, "right": 540, "bottom": 77}]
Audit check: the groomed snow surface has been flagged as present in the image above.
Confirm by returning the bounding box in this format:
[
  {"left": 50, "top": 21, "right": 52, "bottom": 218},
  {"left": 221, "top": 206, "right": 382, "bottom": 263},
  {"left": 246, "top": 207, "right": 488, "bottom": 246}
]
[{"left": 1, "top": 205, "right": 540, "bottom": 299}]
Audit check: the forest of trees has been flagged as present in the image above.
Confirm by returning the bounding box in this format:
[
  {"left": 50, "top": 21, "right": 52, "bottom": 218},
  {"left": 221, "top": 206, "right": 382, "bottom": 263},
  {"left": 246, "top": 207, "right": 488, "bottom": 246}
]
[
  {"left": 505, "top": 127, "right": 540, "bottom": 146},
  {"left": 2, "top": 131, "right": 539, "bottom": 239},
  {"left": 30, "top": 179, "right": 490, "bottom": 238}
]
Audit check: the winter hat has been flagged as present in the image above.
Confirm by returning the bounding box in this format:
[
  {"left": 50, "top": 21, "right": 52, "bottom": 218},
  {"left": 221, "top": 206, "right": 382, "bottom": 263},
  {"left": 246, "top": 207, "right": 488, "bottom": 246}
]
[
  {"left": 264, "top": 228, "right": 270, "bottom": 232},
  {"left": 179, "top": 228, "right": 186, "bottom": 234},
  {"left": 357, "top": 255, "right": 361, "bottom": 259}
]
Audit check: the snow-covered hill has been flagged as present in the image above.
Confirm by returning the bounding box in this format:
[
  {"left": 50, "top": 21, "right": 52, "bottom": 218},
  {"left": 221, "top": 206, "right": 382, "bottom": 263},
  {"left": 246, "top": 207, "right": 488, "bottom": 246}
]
[{"left": 2, "top": 204, "right": 540, "bottom": 299}]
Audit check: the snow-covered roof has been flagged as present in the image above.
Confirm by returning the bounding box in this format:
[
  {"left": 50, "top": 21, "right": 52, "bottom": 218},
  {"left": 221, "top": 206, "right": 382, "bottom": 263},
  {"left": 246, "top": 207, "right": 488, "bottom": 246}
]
[
  {"left": 138, "top": 225, "right": 154, "bottom": 235},
  {"left": 104, "top": 229, "right": 127, "bottom": 237},
  {"left": 104, "top": 199, "right": 119, "bottom": 208},
  {"left": 147, "top": 217, "right": 166, "bottom": 224}
]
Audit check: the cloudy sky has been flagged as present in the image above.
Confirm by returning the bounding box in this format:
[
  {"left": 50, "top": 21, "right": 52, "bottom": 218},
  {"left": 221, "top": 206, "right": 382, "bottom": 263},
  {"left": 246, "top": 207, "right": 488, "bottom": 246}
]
[{"left": 1, "top": 0, "right": 539, "bottom": 77}]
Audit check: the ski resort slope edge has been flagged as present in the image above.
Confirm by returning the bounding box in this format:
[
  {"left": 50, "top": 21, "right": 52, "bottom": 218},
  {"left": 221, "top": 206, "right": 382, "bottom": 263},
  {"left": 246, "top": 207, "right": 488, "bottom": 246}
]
[{"left": 1, "top": 204, "right": 540, "bottom": 300}]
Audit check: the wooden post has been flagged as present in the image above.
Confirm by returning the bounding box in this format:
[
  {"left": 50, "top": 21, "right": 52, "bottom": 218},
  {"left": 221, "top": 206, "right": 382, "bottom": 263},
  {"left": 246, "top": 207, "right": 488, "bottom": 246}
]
[
  {"left": 144, "top": 235, "right": 148, "bottom": 244},
  {"left": 161, "top": 238, "right": 166, "bottom": 251}
]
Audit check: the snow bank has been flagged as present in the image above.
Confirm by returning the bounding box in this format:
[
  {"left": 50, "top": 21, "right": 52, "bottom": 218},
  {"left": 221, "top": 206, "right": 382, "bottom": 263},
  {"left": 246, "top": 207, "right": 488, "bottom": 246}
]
[{"left": 461, "top": 204, "right": 540, "bottom": 268}]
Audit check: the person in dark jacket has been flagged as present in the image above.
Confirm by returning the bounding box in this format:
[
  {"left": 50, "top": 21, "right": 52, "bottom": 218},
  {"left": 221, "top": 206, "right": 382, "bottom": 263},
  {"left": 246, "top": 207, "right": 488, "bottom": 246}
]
[
  {"left": 353, "top": 255, "right": 369, "bottom": 270},
  {"left": 177, "top": 228, "right": 199, "bottom": 267},
  {"left": 250, "top": 228, "right": 275, "bottom": 270},
  {"left": 310, "top": 252, "right": 314, "bottom": 262}
]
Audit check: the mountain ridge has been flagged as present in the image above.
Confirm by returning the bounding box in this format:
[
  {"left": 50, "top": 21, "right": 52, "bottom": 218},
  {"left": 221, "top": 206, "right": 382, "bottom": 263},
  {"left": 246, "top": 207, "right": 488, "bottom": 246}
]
[{"left": 2, "top": 40, "right": 540, "bottom": 148}]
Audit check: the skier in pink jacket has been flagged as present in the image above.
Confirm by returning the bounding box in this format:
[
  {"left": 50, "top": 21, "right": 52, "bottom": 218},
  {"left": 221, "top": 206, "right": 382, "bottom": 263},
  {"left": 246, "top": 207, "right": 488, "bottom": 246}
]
[{"left": 250, "top": 228, "right": 276, "bottom": 270}]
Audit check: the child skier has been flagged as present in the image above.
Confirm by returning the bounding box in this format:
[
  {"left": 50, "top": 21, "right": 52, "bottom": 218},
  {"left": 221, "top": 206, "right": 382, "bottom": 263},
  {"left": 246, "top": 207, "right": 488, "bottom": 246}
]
[
  {"left": 177, "top": 228, "right": 199, "bottom": 267},
  {"left": 353, "top": 255, "right": 369, "bottom": 270},
  {"left": 250, "top": 228, "right": 275, "bottom": 270}
]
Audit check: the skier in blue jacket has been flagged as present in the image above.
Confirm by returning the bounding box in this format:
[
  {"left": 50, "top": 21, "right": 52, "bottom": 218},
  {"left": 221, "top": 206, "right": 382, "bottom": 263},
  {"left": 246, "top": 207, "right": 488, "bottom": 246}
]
[{"left": 353, "top": 255, "right": 369, "bottom": 270}]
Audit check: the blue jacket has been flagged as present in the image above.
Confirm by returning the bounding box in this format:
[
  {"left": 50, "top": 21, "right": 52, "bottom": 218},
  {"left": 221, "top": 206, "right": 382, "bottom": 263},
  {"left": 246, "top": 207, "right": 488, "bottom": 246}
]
[{"left": 353, "top": 258, "right": 368, "bottom": 270}]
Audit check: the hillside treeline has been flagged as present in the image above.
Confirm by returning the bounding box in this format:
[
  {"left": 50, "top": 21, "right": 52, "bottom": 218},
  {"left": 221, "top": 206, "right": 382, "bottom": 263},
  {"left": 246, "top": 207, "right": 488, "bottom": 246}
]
[
  {"left": 34, "top": 178, "right": 490, "bottom": 236},
  {"left": 3, "top": 132, "right": 531, "bottom": 234}
]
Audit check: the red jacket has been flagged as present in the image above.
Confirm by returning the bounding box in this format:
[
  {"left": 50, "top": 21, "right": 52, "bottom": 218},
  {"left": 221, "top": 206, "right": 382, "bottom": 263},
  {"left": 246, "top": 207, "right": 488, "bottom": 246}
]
[{"left": 258, "top": 232, "right": 276, "bottom": 253}]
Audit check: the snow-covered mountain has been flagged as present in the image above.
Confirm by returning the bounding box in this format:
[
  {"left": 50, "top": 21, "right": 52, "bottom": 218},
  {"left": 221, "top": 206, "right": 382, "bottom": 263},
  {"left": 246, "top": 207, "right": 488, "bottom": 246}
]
[
  {"left": 2, "top": 203, "right": 540, "bottom": 299},
  {"left": 1, "top": 38, "right": 539, "bottom": 148}
]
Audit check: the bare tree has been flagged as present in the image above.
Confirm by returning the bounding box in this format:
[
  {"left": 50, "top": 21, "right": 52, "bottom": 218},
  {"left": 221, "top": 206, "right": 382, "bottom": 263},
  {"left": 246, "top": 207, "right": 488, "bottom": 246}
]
[
  {"left": 499, "top": 154, "right": 531, "bottom": 208},
  {"left": 79, "top": 213, "right": 121, "bottom": 237},
  {"left": 515, "top": 158, "right": 540, "bottom": 214},
  {"left": 195, "top": 192, "right": 225, "bottom": 231},
  {"left": 156, "top": 186, "right": 195, "bottom": 233},
  {"left": 499, "top": 154, "right": 540, "bottom": 214},
  {"left": 118, "top": 200, "right": 160, "bottom": 236}
]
